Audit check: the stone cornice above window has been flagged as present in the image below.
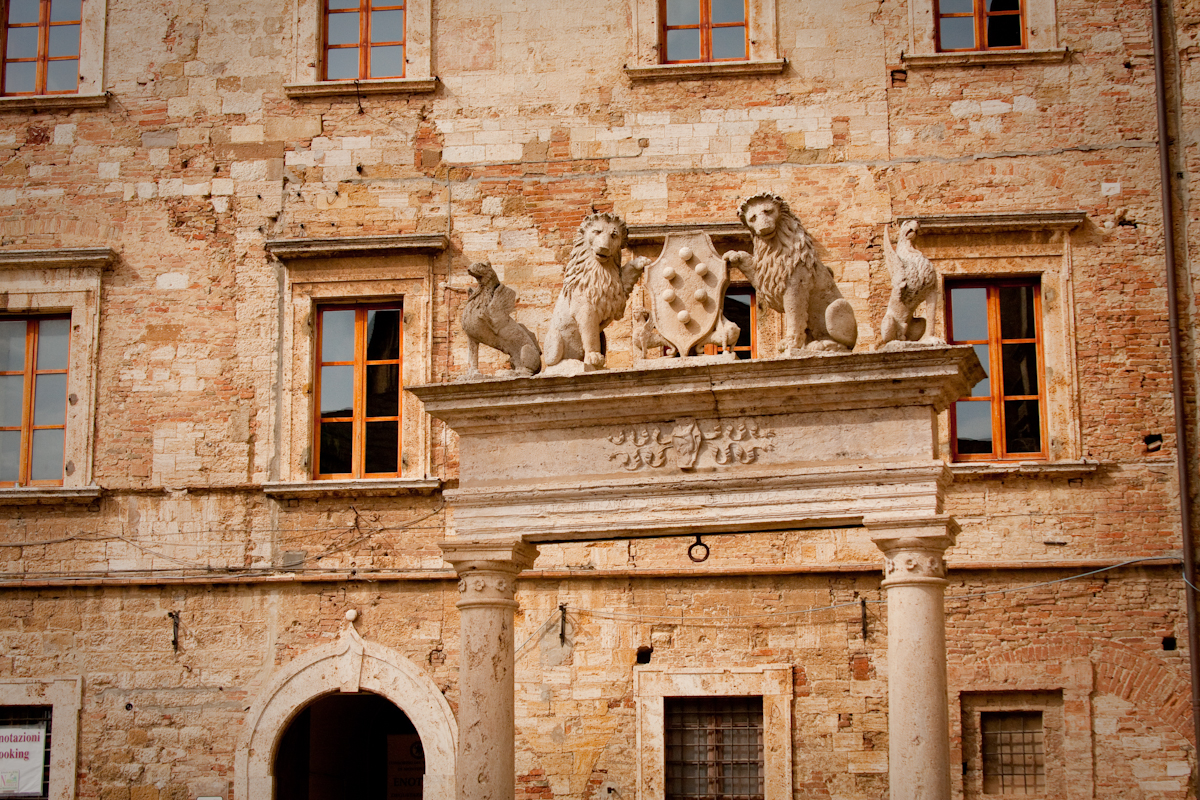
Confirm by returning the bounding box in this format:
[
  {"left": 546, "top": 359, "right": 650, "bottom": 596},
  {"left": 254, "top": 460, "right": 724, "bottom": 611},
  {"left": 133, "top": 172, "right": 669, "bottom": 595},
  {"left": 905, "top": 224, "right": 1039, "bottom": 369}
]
[
  {"left": 0, "top": 247, "right": 118, "bottom": 270},
  {"left": 265, "top": 234, "right": 449, "bottom": 261},
  {"left": 901, "top": 211, "right": 1087, "bottom": 234},
  {"left": 901, "top": 47, "right": 1069, "bottom": 68},
  {"left": 0, "top": 93, "right": 109, "bottom": 112},
  {"left": 284, "top": 77, "right": 439, "bottom": 99},
  {"left": 625, "top": 59, "right": 786, "bottom": 82}
]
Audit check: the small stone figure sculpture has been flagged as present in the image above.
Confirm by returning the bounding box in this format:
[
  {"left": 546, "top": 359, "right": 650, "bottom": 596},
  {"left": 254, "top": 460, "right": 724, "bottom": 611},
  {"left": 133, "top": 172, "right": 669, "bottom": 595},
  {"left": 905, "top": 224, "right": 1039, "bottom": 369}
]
[
  {"left": 632, "top": 310, "right": 676, "bottom": 358},
  {"left": 544, "top": 212, "right": 648, "bottom": 370},
  {"left": 724, "top": 193, "right": 858, "bottom": 355},
  {"left": 877, "top": 220, "right": 940, "bottom": 349},
  {"left": 451, "top": 261, "right": 542, "bottom": 377},
  {"left": 700, "top": 314, "right": 741, "bottom": 356}
]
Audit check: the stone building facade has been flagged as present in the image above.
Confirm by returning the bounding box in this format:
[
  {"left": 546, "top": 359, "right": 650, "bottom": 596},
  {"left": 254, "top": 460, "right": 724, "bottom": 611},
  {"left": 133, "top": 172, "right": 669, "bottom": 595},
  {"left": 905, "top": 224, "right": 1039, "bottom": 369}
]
[{"left": 0, "top": 0, "right": 1197, "bottom": 799}]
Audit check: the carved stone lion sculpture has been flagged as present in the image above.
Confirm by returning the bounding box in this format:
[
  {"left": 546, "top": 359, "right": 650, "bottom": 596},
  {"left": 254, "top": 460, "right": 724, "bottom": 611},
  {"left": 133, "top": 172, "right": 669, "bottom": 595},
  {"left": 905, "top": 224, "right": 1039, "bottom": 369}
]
[
  {"left": 877, "top": 220, "right": 940, "bottom": 349},
  {"left": 544, "top": 212, "right": 648, "bottom": 370},
  {"left": 724, "top": 193, "right": 858, "bottom": 355},
  {"left": 460, "top": 261, "right": 542, "bottom": 376}
]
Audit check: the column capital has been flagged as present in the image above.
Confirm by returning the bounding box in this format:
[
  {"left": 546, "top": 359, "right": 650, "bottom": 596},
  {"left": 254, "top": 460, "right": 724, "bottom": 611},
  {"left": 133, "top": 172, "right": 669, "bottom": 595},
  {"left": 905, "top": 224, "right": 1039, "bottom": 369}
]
[
  {"left": 441, "top": 537, "right": 539, "bottom": 607},
  {"left": 866, "top": 514, "right": 959, "bottom": 586}
]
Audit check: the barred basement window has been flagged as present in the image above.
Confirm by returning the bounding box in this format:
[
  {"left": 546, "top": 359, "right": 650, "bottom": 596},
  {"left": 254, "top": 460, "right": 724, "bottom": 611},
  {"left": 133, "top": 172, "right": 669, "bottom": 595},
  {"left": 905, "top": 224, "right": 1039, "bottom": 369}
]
[
  {"left": 665, "top": 696, "right": 763, "bottom": 800},
  {"left": 659, "top": 0, "right": 748, "bottom": 63},
  {"left": 0, "top": 316, "right": 70, "bottom": 486},
  {"left": 323, "top": 0, "right": 405, "bottom": 81},
  {"left": 0, "top": 705, "right": 52, "bottom": 799},
  {"left": 2, "top": 0, "right": 82, "bottom": 95},
  {"left": 981, "top": 710, "right": 1045, "bottom": 795},
  {"left": 935, "top": 0, "right": 1025, "bottom": 52},
  {"left": 314, "top": 304, "right": 403, "bottom": 479}
]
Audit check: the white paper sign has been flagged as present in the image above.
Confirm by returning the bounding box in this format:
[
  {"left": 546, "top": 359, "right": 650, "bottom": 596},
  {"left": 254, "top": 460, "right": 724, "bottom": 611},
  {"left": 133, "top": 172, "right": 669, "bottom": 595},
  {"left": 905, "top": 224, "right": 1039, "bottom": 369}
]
[{"left": 0, "top": 726, "right": 46, "bottom": 795}]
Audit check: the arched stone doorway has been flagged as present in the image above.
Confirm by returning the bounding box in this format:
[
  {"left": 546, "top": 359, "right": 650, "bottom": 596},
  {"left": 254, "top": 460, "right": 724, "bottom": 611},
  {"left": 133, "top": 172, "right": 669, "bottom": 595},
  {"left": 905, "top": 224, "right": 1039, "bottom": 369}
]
[{"left": 236, "top": 624, "right": 457, "bottom": 800}]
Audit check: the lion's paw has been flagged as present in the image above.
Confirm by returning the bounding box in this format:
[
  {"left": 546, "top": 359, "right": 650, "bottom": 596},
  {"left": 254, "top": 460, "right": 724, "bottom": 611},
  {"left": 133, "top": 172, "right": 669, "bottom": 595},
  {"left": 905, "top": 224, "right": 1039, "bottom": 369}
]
[{"left": 583, "top": 352, "right": 606, "bottom": 370}]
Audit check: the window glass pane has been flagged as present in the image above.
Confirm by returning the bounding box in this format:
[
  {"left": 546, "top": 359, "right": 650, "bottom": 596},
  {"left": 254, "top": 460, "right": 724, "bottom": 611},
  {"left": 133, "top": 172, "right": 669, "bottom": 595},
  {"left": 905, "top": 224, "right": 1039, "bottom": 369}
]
[
  {"left": 6, "top": 26, "right": 39, "bottom": 59},
  {"left": 0, "top": 375, "right": 24, "bottom": 427},
  {"left": 665, "top": 28, "right": 700, "bottom": 61},
  {"left": 711, "top": 0, "right": 745, "bottom": 24},
  {"left": 319, "top": 365, "right": 354, "bottom": 417},
  {"left": 48, "top": 24, "right": 80, "bottom": 56},
  {"left": 36, "top": 319, "right": 69, "bottom": 371},
  {"left": 954, "top": 401, "right": 993, "bottom": 454},
  {"left": 970, "top": 344, "right": 991, "bottom": 396},
  {"left": 325, "top": 47, "right": 359, "bottom": 79},
  {"left": 1004, "top": 399, "right": 1041, "bottom": 453},
  {"left": 33, "top": 373, "right": 66, "bottom": 426},
  {"left": 318, "top": 421, "right": 353, "bottom": 474},
  {"left": 3, "top": 61, "right": 36, "bottom": 93},
  {"left": 0, "top": 430, "right": 20, "bottom": 482},
  {"left": 987, "top": 13, "right": 1022, "bottom": 47},
  {"left": 370, "top": 44, "right": 404, "bottom": 77},
  {"left": 370, "top": 9, "right": 403, "bottom": 42},
  {"left": 0, "top": 321, "right": 26, "bottom": 371},
  {"left": 7, "top": 0, "right": 40, "bottom": 24},
  {"left": 327, "top": 12, "right": 360, "bottom": 45},
  {"left": 320, "top": 310, "right": 356, "bottom": 362},
  {"left": 364, "top": 420, "right": 398, "bottom": 473},
  {"left": 711, "top": 26, "right": 746, "bottom": 59},
  {"left": 365, "top": 364, "right": 399, "bottom": 417},
  {"left": 665, "top": 0, "right": 700, "bottom": 26},
  {"left": 366, "top": 309, "right": 401, "bottom": 360},
  {"left": 938, "top": 15, "right": 976, "bottom": 49},
  {"left": 50, "top": 0, "right": 82, "bottom": 22},
  {"left": 949, "top": 286, "right": 988, "bottom": 341},
  {"left": 1001, "top": 342, "right": 1038, "bottom": 396},
  {"left": 987, "top": 0, "right": 1021, "bottom": 10},
  {"left": 45, "top": 58, "right": 77, "bottom": 91},
  {"left": 328, "top": 0, "right": 358, "bottom": 8},
  {"left": 30, "top": 428, "right": 63, "bottom": 480},
  {"left": 939, "top": 0, "right": 974, "bottom": 11},
  {"left": 998, "top": 284, "right": 1036, "bottom": 339}
]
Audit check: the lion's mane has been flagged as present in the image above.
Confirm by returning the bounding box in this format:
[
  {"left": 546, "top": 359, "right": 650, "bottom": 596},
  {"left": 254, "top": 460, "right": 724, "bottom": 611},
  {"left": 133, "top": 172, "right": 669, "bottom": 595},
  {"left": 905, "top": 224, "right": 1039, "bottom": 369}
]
[
  {"left": 738, "top": 193, "right": 819, "bottom": 311},
  {"left": 562, "top": 212, "right": 633, "bottom": 325}
]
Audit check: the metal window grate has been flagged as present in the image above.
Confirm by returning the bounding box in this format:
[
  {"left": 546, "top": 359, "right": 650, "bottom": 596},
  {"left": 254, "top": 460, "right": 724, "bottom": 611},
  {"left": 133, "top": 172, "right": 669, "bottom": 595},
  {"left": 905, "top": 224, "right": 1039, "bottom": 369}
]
[
  {"left": 981, "top": 711, "right": 1044, "bottom": 795},
  {"left": 665, "top": 696, "right": 763, "bottom": 800},
  {"left": 0, "top": 705, "right": 52, "bottom": 800}
]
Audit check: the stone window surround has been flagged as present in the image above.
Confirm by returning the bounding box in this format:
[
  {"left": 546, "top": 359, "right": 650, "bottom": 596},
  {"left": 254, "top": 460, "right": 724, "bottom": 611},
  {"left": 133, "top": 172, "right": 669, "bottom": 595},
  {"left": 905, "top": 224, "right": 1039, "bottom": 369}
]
[
  {"left": 634, "top": 665, "right": 792, "bottom": 800},
  {"left": 625, "top": 0, "right": 785, "bottom": 82},
  {"left": 0, "top": 677, "right": 82, "bottom": 800},
  {"left": 0, "top": 248, "right": 112, "bottom": 504},
  {"left": 0, "top": 0, "right": 107, "bottom": 112},
  {"left": 263, "top": 234, "right": 445, "bottom": 497},
  {"left": 285, "top": 0, "right": 436, "bottom": 98},
  {"left": 905, "top": 212, "right": 1086, "bottom": 469},
  {"left": 902, "top": 0, "right": 1067, "bottom": 67}
]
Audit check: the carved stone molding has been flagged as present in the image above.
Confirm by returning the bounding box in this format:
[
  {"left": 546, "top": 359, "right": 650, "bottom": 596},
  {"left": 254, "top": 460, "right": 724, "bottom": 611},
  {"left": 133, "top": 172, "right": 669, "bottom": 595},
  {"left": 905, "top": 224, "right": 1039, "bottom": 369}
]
[
  {"left": 608, "top": 416, "right": 775, "bottom": 471},
  {"left": 867, "top": 514, "right": 959, "bottom": 586},
  {"left": 441, "top": 538, "right": 539, "bottom": 607},
  {"left": 884, "top": 551, "right": 947, "bottom": 580}
]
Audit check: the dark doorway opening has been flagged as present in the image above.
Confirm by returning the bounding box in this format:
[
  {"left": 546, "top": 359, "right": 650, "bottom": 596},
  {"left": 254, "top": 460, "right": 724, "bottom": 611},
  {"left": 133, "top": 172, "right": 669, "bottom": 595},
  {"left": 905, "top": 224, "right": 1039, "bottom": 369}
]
[{"left": 273, "top": 691, "right": 425, "bottom": 800}]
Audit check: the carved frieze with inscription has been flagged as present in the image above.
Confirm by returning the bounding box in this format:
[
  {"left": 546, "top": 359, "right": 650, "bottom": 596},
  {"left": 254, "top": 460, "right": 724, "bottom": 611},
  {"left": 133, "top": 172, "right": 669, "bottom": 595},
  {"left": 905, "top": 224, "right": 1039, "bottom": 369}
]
[{"left": 608, "top": 417, "right": 775, "bottom": 471}]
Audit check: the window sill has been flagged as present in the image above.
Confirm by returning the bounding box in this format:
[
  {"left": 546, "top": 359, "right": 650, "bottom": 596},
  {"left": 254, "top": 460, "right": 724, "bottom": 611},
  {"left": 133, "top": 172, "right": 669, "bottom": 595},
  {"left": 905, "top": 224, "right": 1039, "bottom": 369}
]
[
  {"left": 901, "top": 48, "right": 1069, "bottom": 68},
  {"left": 0, "top": 92, "right": 108, "bottom": 112},
  {"left": 0, "top": 486, "right": 102, "bottom": 505},
  {"left": 624, "top": 59, "right": 786, "bottom": 82},
  {"left": 263, "top": 478, "right": 443, "bottom": 499},
  {"left": 284, "top": 78, "right": 439, "bottom": 99},
  {"left": 950, "top": 459, "right": 1099, "bottom": 478}
]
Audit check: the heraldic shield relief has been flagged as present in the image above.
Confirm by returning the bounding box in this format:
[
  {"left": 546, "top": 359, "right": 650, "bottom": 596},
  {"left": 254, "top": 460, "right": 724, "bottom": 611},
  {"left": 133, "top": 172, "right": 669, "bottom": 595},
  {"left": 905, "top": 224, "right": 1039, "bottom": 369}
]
[{"left": 645, "top": 231, "right": 731, "bottom": 357}]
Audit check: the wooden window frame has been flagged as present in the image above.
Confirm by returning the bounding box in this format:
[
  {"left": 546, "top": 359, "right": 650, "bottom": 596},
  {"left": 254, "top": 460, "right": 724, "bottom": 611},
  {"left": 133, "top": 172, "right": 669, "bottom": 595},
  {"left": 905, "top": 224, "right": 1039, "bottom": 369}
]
[
  {"left": 946, "top": 278, "right": 1047, "bottom": 462},
  {"left": 1, "top": 0, "right": 83, "bottom": 96},
  {"left": 0, "top": 315, "right": 69, "bottom": 488},
  {"left": 703, "top": 284, "right": 757, "bottom": 359},
  {"left": 321, "top": 0, "right": 406, "bottom": 82},
  {"left": 658, "top": 0, "right": 749, "bottom": 64},
  {"left": 934, "top": 0, "right": 1025, "bottom": 52},
  {"left": 313, "top": 302, "right": 404, "bottom": 480}
]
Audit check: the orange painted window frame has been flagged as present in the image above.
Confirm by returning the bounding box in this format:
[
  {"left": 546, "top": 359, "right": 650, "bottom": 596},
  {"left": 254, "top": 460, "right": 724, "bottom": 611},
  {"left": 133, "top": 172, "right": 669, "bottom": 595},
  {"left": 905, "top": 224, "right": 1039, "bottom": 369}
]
[
  {"left": 658, "top": 0, "right": 749, "bottom": 64},
  {"left": 946, "top": 278, "right": 1047, "bottom": 462},
  {"left": 322, "top": 0, "right": 406, "bottom": 81},
  {"left": 0, "top": 315, "right": 70, "bottom": 487},
  {"left": 703, "top": 284, "right": 757, "bottom": 359},
  {"left": 1, "top": 0, "right": 82, "bottom": 96},
  {"left": 934, "top": 0, "right": 1025, "bottom": 52},
  {"left": 313, "top": 303, "right": 404, "bottom": 479}
]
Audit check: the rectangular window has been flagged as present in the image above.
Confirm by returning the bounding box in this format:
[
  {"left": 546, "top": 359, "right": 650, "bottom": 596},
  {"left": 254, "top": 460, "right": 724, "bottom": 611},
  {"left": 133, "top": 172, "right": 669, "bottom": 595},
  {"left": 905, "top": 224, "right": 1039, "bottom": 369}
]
[
  {"left": 704, "top": 285, "right": 756, "bottom": 359},
  {"left": 660, "top": 0, "right": 748, "bottom": 63},
  {"left": 323, "top": 0, "right": 405, "bottom": 81},
  {"left": 935, "top": 0, "right": 1024, "bottom": 51},
  {"left": 0, "top": 316, "right": 69, "bottom": 487},
  {"left": 0, "top": 705, "right": 52, "bottom": 799},
  {"left": 314, "top": 304, "right": 403, "bottom": 479},
  {"left": 981, "top": 711, "right": 1045, "bottom": 795},
  {"left": 2, "top": 0, "right": 81, "bottom": 95},
  {"left": 665, "top": 696, "right": 763, "bottom": 800},
  {"left": 946, "top": 279, "right": 1045, "bottom": 461}
]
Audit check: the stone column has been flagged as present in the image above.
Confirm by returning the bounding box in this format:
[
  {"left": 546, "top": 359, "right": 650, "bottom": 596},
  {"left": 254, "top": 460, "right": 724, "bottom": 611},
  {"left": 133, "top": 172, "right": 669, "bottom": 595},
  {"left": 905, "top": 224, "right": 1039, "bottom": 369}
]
[
  {"left": 866, "top": 514, "right": 959, "bottom": 800},
  {"left": 440, "top": 538, "right": 539, "bottom": 800}
]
